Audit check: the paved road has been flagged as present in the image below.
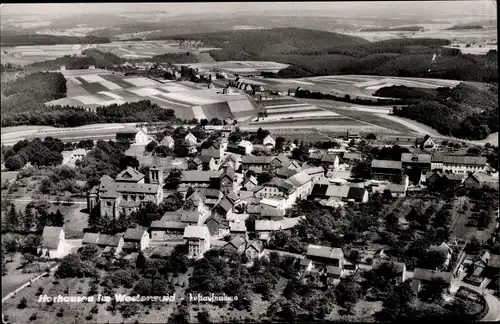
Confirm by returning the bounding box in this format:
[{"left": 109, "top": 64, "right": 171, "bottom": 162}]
[
  {"left": 482, "top": 294, "right": 500, "bottom": 322},
  {"left": 6, "top": 198, "right": 87, "bottom": 205}
]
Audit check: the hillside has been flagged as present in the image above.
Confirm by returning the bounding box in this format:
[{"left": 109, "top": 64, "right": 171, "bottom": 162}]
[
  {"left": 166, "top": 28, "right": 369, "bottom": 59},
  {"left": 377, "top": 83, "right": 498, "bottom": 140},
  {"left": 0, "top": 33, "right": 110, "bottom": 47},
  {"left": 28, "top": 49, "right": 126, "bottom": 70},
  {"left": 167, "top": 30, "right": 497, "bottom": 82}
]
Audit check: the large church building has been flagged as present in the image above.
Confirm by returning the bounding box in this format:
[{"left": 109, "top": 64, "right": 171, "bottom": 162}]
[{"left": 87, "top": 166, "right": 164, "bottom": 219}]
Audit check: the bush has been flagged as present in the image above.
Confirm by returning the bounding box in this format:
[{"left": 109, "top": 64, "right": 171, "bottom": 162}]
[
  {"left": 29, "top": 313, "right": 37, "bottom": 321},
  {"left": 18, "top": 297, "right": 28, "bottom": 309}
]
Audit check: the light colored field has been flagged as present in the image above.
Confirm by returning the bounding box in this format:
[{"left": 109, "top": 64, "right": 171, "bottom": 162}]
[
  {"left": 123, "top": 77, "right": 161, "bottom": 87},
  {"left": 127, "top": 87, "right": 164, "bottom": 97},
  {"left": 98, "top": 91, "right": 122, "bottom": 100},
  {"left": 160, "top": 85, "right": 191, "bottom": 92},
  {"left": 162, "top": 92, "right": 218, "bottom": 105},
  {"left": 175, "top": 60, "right": 290, "bottom": 73}
]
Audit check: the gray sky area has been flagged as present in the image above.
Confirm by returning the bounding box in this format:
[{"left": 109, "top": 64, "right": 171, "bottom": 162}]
[{"left": 0, "top": 1, "right": 496, "bottom": 17}]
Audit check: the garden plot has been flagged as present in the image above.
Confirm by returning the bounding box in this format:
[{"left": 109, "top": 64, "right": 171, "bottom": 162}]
[
  {"left": 73, "top": 95, "right": 106, "bottom": 105},
  {"left": 98, "top": 80, "right": 122, "bottom": 91},
  {"left": 266, "top": 105, "right": 322, "bottom": 114},
  {"left": 123, "top": 77, "right": 161, "bottom": 87},
  {"left": 78, "top": 74, "right": 108, "bottom": 84},
  {"left": 227, "top": 99, "right": 256, "bottom": 113},
  {"left": 192, "top": 105, "right": 207, "bottom": 120}
]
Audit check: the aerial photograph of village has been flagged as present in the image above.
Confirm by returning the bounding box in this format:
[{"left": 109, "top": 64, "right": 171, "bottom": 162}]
[{"left": 0, "top": 1, "right": 498, "bottom": 323}]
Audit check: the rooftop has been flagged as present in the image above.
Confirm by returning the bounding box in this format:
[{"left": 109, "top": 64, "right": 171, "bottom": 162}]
[
  {"left": 412, "top": 268, "right": 453, "bottom": 283},
  {"left": 371, "top": 160, "right": 402, "bottom": 170},
  {"left": 115, "top": 167, "right": 145, "bottom": 182},
  {"left": 42, "top": 226, "right": 63, "bottom": 239},
  {"left": 183, "top": 225, "right": 210, "bottom": 239},
  {"left": 307, "top": 244, "right": 344, "bottom": 260},
  {"left": 181, "top": 170, "right": 222, "bottom": 182},
  {"left": 401, "top": 153, "right": 432, "bottom": 164},
  {"left": 124, "top": 228, "right": 146, "bottom": 241},
  {"left": 443, "top": 155, "right": 487, "bottom": 166}
]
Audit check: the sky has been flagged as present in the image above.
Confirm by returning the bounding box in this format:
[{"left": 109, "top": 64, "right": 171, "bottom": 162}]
[{"left": 0, "top": 1, "right": 496, "bottom": 17}]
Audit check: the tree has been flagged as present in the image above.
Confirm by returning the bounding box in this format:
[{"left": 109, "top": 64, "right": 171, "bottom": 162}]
[
  {"left": 377, "top": 281, "right": 415, "bottom": 321},
  {"left": 78, "top": 245, "right": 101, "bottom": 262},
  {"left": 196, "top": 309, "right": 211, "bottom": 324},
  {"left": 5, "top": 205, "right": 19, "bottom": 233},
  {"left": 154, "top": 145, "right": 172, "bottom": 157},
  {"left": 53, "top": 209, "right": 65, "bottom": 227},
  {"left": 351, "top": 160, "right": 372, "bottom": 180},
  {"left": 366, "top": 133, "right": 377, "bottom": 140},
  {"left": 168, "top": 305, "right": 190, "bottom": 324},
  {"left": 119, "top": 303, "right": 140, "bottom": 318},
  {"left": 291, "top": 145, "right": 309, "bottom": 162},
  {"left": 257, "top": 171, "right": 273, "bottom": 185},
  {"left": 245, "top": 214, "right": 257, "bottom": 232},
  {"left": 418, "top": 250, "right": 446, "bottom": 270},
  {"left": 5, "top": 155, "right": 24, "bottom": 170},
  {"left": 419, "top": 278, "right": 448, "bottom": 302},
  {"left": 335, "top": 281, "right": 360, "bottom": 314},
  {"left": 275, "top": 137, "right": 286, "bottom": 152},
  {"left": 145, "top": 140, "right": 158, "bottom": 152},
  {"left": 166, "top": 169, "right": 182, "bottom": 189},
  {"left": 55, "top": 254, "right": 97, "bottom": 278},
  {"left": 119, "top": 156, "right": 139, "bottom": 170}
]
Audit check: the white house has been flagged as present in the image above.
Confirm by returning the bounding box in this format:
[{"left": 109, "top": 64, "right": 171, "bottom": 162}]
[
  {"left": 185, "top": 132, "right": 198, "bottom": 146},
  {"left": 441, "top": 155, "right": 487, "bottom": 174},
  {"left": 38, "top": 226, "right": 66, "bottom": 259},
  {"left": 303, "top": 166, "right": 325, "bottom": 183},
  {"left": 184, "top": 225, "right": 211, "bottom": 259},
  {"left": 260, "top": 198, "right": 286, "bottom": 219},
  {"left": 238, "top": 140, "right": 254, "bottom": 155},
  {"left": 263, "top": 134, "right": 276, "bottom": 148},
  {"left": 123, "top": 228, "right": 150, "bottom": 252},
  {"left": 160, "top": 135, "right": 175, "bottom": 149},
  {"left": 244, "top": 240, "right": 265, "bottom": 260}
]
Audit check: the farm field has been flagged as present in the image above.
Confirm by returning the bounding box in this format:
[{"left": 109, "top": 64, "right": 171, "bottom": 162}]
[
  {"left": 175, "top": 60, "right": 290, "bottom": 74},
  {"left": 254, "top": 74, "right": 461, "bottom": 99},
  {"left": 0, "top": 40, "right": 221, "bottom": 65},
  {"left": 45, "top": 69, "right": 259, "bottom": 122},
  {"left": 257, "top": 97, "right": 340, "bottom": 120},
  {"left": 0, "top": 123, "right": 137, "bottom": 145}
]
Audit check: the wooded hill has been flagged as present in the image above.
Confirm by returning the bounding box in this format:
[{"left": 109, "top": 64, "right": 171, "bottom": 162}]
[
  {"left": 0, "top": 34, "right": 110, "bottom": 47},
  {"left": 168, "top": 29, "right": 497, "bottom": 83},
  {"left": 377, "top": 83, "right": 498, "bottom": 140}
]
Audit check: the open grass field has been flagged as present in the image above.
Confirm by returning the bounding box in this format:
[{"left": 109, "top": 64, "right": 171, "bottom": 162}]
[
  {"left": 257, "top": 97, "right": 340, "bottom": 120},
  {"left": 175, "top": 60, "right": 290, "bottom": 74},
  {"left": 450, "top": 197, "right": 497, "bottom": 242}
]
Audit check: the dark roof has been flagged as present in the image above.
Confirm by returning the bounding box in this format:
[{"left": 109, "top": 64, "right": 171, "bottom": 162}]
[
  {"left": 217, "top": 197, "right": 233, "bottom": 214},
  {"left": 82, "top": 232, "right": 100, "bottom": 244},
  {"left": 343, "top": 152, "right": 362, "bottom": 161},
  {"left": 221, "top": 166, "right": 236, "bottom": 181},
  {"left": 198, "top": 155, "right": 215, "bottom": 164},
  {"left": 273, "top": 153, "right": 290, "bottom": 166},
  {"left": 181, "top": 170, "right": 222, "bottom": 182},
  {"left": 347, "top": 187, "right": 367, "bottom": 200},
  {"left": 181, "top": 209, "right": 201, "bottom": 224},
  {"left": 326, "top": 266, "right": 342, "bottom": 275},
  {"left": 276, "top": 167, "right": 299, "bottom": 178},
  {"left": 412, "top": 268, "right": 453, "bottom": 283},
  {"left": 469, "top": 171, "right": 494, "bottom": 183},
  {"left": 401, "top": 153, "right": 432, "bottom": 164},
  {"left": 443, "top": 155, "right": 487, "bottom": 166},
  {"left": 373, "top": 260, "right": 406, "bottom": 274},
  {"left": 115, "top": 167, "right": 145, "bottom": 182},
  {"left": 201, "top": 188, "right": 222, "bottom": 199},
  {"left": 97, "top": 234, "right": 123, "bottom": 247},
  {"left": 150, "top": 220, "right": 187, "bottom": 230},
  {"left": 226, "top": 192, "right": 239, "bottom": 203},
  {"left": 241, "top": 156, "right": 273, "bottom": 164},
  {"left": 42, "top": 226, "right": 63, "bottom": 239},
  {"left": 225, "top": 235, "right": 246, "bottom": 249},
  {"left": 124, "top": 228, "right": 146, "bottom": 241},
  {"left": 201, "top": 148, "right": 221, "bottom": 159},
  {"left": 371, "top": 160, "right": 402, "bottom": 169},
  {"left": 320, "top": 154, "right": 339, "bottom": 163},
  {"left": 113, "top": 182, "right": 159, "bottom": 194},
  {"left": 311, "top": 183, "right": 329, "bottom": 196},
  {"left": 246, "top": 240, "right": 264, "bottom": 253},
  {"left": 431, "top": 153, "right": 444, "bottom": 163},
  {"left": 205, "top": 215, "right": 222, "bottom": 225},
  {"left": 161, "top": 211, "right": 183, "bottom": 222}
]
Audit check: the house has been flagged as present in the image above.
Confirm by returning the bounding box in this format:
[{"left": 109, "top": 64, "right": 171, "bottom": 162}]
[
  {"left": 150, "top": 221, "right": 187, "bottom": 240},
  {"left": 178, "top": 170, "right": 223, "bottom": 190},
  {"left": 183, "top": 225, "right": 210, "bottom": 259},
  {"left": 219, "top": 166, "right": 236, "bottom": 194},
  {"left": 320, "top": 154, "right": 340, "bottom": 170},
  {"left": 263, "top": 134, "right": 276, "bottom": 148},
  {"left": 82, "top": 232, "right": 100, "bottom": 245},
  {"left": 401, "top": 153, "right": 432, "bottom": 173},
  {"left": 464, "top": 171, "right": 498, "bottom": 189},
  {"left": 426, "top": 171, "right": 464, "bottom": 189},
  {"left": 160, "top": 135, "right": 175, "bottom": 149},
  {"left": 431, "top": 153, "right": 444, "bottom": 170},
  {"left": 416, "top": 134, "right": 437, "bottom": 150},
  {"left": 430, "top": 242, "right": 453, "bottom": 269},
  {"left": 180, "top": 209, "right": 204, "bottom": 226},
  {"left": 198, "top": 155, "right": 219, "bottom": 171},
  {"left": 185, "top": 132, "right": 198, "bottom": 146},
  {"left": 38, "top": 226, "right": 66, "bottom": 259},
  {"left": 123, "top": 228, "right": 150, "bottom": 252},
  {"left": 87, "top": 167, "right": 164, "bottom": 219},
  {"left": 270, "top": 153, "right": 291, "bottom": 170},
  {"left": 245, "top": 240, "right": 265, "bottom": 260},
  {"left": 204, "top": 214, "right": 226, "bottom": 236},
  {"left": 115, "top": 127, "right": 150, "bottom": 145},
  {"left": 188, "top": 157, "right": 203, "bottom": 170},
  {"left": 255, "top": 220, "right": 278, "bottom": 238},
  {"left": 298, "top": 259, "right": 313, "bottom": 277},
  {"left": 242, "top": 176, "right": 258, "bottom": 191},
  {"left": 483, "top": 253, "right": 500, "bottom": 279},
  {"left": 309, "top": 182, "right": 368, "bottom": 203},
  {"left": 213, "top": 196, "right": 235, "bottom": 219},
  {"left": 226, "top": 143, "right": 247, "bottom": 156},
  {"left": 229, "top": 221, "right": 248, "bottom": 240},
  {"left": 62, "top": 149, "right": 88, "bottom": 167},
  {"left": 238, "top": 140, "right": 253, "bottom": 155},
  {"left": 304, "top": 166, "right": 325, "bottom": 183},
  {"left": 442, "top": 155, "right": 487, "bottom": 174},
  {"left": 411, "top": 268, "right": 453, "bottom": 293},
  {"left": 223, "top": 235, "right": 246, "bottom": 255},
  {"left": 276, "top": 167, "right": 299, "bottom": 179},
  {"left": 372, "top": 260, "right": 407, "bottom": 284},
  {"left": 371, "top": 160, "right": 403, "bottom": 182},
  {"left": 387, "top": 183, "right": 407, "bottom": 197},
  {"left": 96, "top": 234, "right": 124, "bottom": 255},
  {"left": 324, "top": 265, "right": 344, "bottom": 280},
  {"left": 201, "top": 148, "right": 223, "bottom": 162},
  {"left": 241, "top": 155, "right": 274, "bottom": 173},
  {"left": 342, "top": 152, "right": 362, "bottom": 164},
  {"left": 199, "top": 188, "right": 223, "bottom": 207},
  {"left": 220, "top": 154, "right": 240, "bottom": 170},
  {"left": 260, "top": 198, "right": 286, "bottom": 220},
  {"left": 306, "top": 244, "right": 344, "bottom": 268}
]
